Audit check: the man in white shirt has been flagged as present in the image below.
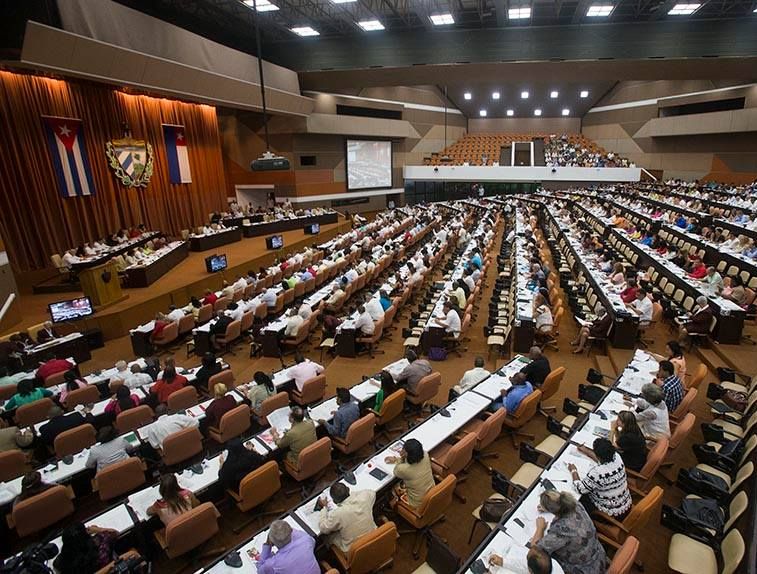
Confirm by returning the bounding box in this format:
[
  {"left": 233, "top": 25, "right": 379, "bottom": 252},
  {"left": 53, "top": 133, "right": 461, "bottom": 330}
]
[
  {"left": 287, "top": 353, "right": 324, "bottom": 391},
  {"left": 434, "top": 301, "right": 462, "bottom": 336},
  {"left": 166, "top": 305, "right": 185, "bottom": 323},
  {"left": 298, "top": 302, "right": 313, "bottom": 320},
  {"left": 354, "top": 304, "right": 375, "bottom": 337},
  {"left": 225, "top": 302, "right": 244, "bottom": 322},
  {"left": 124, "top": 364, "right": 154, "bottom": 390},
  {"left": 629, "top": 288, "right": 653, "bottom": 325},
  {"left": 233, "top": 276, "right": 247, "bottom": 292},
  {"left": 345, "top": 268, "right": 359, "bottom": 283},
  {"left": 365, "top": 296, "right": 385, "bottom": 322},
  {"left": 261, "top": 288, "right": 277, "bottom": 308},
  {"left": 284, "top": 308, "right": 304, "bottom": 338},
  {"left": 453, "top": 356, "right": 490, "bottom": 396},
  {"left": 145, "top": 411, "right": 199, "bottom": 449},
  {"left": 326, "top": 285, "right": 345, "bottom": 308},
  {"left": 62, "top": 250, "right": 80, "bottom": 268},
  {"left": 110, "top": 360, "right": 130, "bottom": 387},
  {"left": 463, "top": 269, "right": 476, "bottom": 293}
]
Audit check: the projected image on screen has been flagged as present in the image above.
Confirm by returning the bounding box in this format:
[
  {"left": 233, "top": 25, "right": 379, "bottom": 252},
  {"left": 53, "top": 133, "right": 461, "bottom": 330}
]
[{"left": 347, "top": 140, "right": 392, "bottom": 190}]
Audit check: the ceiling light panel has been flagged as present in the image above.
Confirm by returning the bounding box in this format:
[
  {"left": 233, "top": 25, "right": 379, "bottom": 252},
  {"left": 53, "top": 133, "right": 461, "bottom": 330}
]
[
  {"left": 534, "top": 109, "right": 542, "bottom": 116},
  {"left": 580, "top": 90, "right": 589, "bottom": 98},
  {"left": 243, "top": 0, "right": 279, "bottom": 11},
  {"left": 492, "top": 92, "right": 500, "bottom": 100},
  {"left": 463, "top": 92, "right": 472, "bottom": 100},
  {"left": 358, "top": 19, "right": 385, "bottom": 30},
  {"left": 521, "top": 91, "right": 529, "bottom": 99},
  {"left": 668, "top": 3, "right": 701, "bottom": 14},
  {"left": 508, "top": 7, "right": 531, "bottom": 19},
  {"left": 479, "top": 110, "right": 487, "bottom": 117},
  {"left": 291, "top": 26, "right": 319, "bottom": 36},
  {"left": 506, "top": 109, "right": 514, "bottom": 116},
  {"left": 329, "top": 0, "right": 357, "bottom": 3},
  {"left": 562, "top": 109, "right": 570, "bottom": 116},
  {"left": 430, "top": 13, "right": 455, "bottom": 25},
  {"left": 586, "top": 4, "right": 614, "bottom": 17},
  {"left": 550, "top": 91, "right": 559, "bottom": 98}
]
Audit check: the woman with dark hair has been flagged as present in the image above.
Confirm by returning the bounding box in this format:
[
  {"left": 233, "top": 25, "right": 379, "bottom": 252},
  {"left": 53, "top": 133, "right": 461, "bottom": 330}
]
[
  {"left": 372, "top": 370, "right": 397, "bottom": 412},
  {"left": 3, "top": 379, "right": 53, "bottom": 411},
  {"left": 569, "top": 438, "right": 632, "bottom": 517},
  {"left": 246, "top": 371, "right": 275, "bottom": 413},
  {"left": 534, "top": 490, "right": 607, "bottom": 574},
  {"left": 105, "top": 385, "right": 140, "bottom": 416},
  {"left": 610, "top": 411, "right": 648, "bottom": 472},
  {"left": 59, "top": 370, "right": 87, "bottom": 407},
  {"left": 386, "top": 438, "right": 435, "bottom": 509},
  {"left": 150, "top": 366, "right": 187, "bottom": 404},
  {"left": 147, "top": 473, "right": 199, "bottom": 526},
  {"left": 652, "top": 340, "right": 686, "bottom": 380},
  {"left": 218, "top": 437, "right": 264, "bottom": 491},
  {"left": 54, "top": 521, "right": 118, "bottom": 574},
  {"left": 14, "top": 471, "right": 52, "bottom": 506},
  {"left": 194, "top": 353, "right": 221, "bottom": 391}
]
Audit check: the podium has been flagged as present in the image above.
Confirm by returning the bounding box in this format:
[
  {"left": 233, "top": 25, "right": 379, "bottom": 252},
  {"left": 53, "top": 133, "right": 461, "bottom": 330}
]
[{"left": 79, "top": 261, "right": 123, "bottom": 307}]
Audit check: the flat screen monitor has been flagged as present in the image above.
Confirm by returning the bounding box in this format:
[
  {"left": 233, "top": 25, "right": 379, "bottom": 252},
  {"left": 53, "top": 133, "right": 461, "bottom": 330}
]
[
  {"left": 48, "top": 296, "right": 94, "bottom": 323},
  {"left": 304, "top": 223, "right": 320, "bottom": 235},
  {"left": 205, "top": 254, "right": 227, "bottom": 273},
  {"left": 266, "top": 235, "right": 284, "bottom": 250},
  {"left": 346, "top": 139, "right": 392, "bottom": 190}
]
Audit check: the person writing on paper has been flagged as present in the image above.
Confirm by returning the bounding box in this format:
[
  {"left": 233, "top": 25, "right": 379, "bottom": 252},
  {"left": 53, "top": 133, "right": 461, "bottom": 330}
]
[
  {"left": 318, "top": 482, "right": 377, "bottom": 553},
  {"left": 272, "top": 406, "right": 317, "bottom": 466},
  {"left": 568, "top": 438, "right": 632, "bottom": 517},
  {"left": 570, "top": 306, "right": 612, "bottom": 354},
  {"left": 631, "top": 383, "right": 671, "bottom": 440},
  {"left": 433, "top": 301, "right": 461, "bottom": 337},
  {"left": 701, "top": 266, "right": 723, "bottom": 293},
  {"left": 386, "top": 438, "right": 435, "bottom": 509},
  {"left": 147, "top": 473, "right": 200, "bottom": 526},
  {"left": 487, "top": 547, "right": 564, "bottom": 574},
  {"left": 627, "top": 288, "right": 653, "bottom": 326},
  {"left": 319, "top": 387, "right": 359, "bottom": 439},
  {"left": 610, "top": 411, "right": 648, "bottom": 472},
  {"left": 257, "top": 519, "right": 320, "bottom": 574},
  {"left": 218, "top": 437, "right": 264, "bottom": 491},
  {"left": 532, "top": 490, "right": 608, "bottom": 574},
  {"left": 288, "top": 352, "right": 324, "bottom": 392}
]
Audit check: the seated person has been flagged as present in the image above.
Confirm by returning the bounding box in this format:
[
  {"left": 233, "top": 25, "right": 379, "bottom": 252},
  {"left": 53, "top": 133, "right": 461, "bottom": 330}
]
[
  {"left": 318, "top": 483, "right": 377, "bottom": 553},
  {"left": 257, "top": 520, "right": 320, "bottom": 574},
  {"left": 571, "top": 306, "right": 612, "bottom": 354},
  {"left": 58, "top": 370, "right": 87, "bottom": 408},
  {"left": 3, "top": 379, "right": 53, "bottom": 410},
  {"left": 246, "top": 371, "right": 275, "bottom": 414},
  {"left": 680, "top": 295, "right": 714, "bottom": 337},
  {"left": 194, "top": 353, "right": 222, "bottom": 392},
  {"left": 433, "top": 301, "right": 462, "bottom": 338},
  {"left": 371, "top": 371, "right": 397, "bottom": 412},
  {"left": 209, "top": 312, "right": 234, "bottom": 350},
  {"left": 493, "top": 373, "right": 533, "bottom": 413},
  {"left": 85, "top": 426, "right": 133, "bottom": 472},
  {"left": 287, "top": 352, "right": 324, "bottom": 392},
  {"left": 396, "top": 349, "right": 432, "bottom": 394},
  {"left": 147, "top": 473, "right": 200, "bottom": 526},
  {"left": 35, "top": 321, "right": 59, "bottom": 344},
  {"left": 124, "top": 364, "right": 153, "bottom": 390},
  {"left": 655, "top": 360, "right": 685, "bottom": 412},
  {"left": 284, "top": 307, "right": 304, "bottom": 339},
  {"left": 610, "top": 411, "right": 648, "bottom": 472},
  {"left": 632, "top": 383, "right": 671, "bottom": 440},
  {"left": 487, "top": 546, "right": 565, "bottom": 574},
  {"left": 271, "top": 407, "right": 317, "bottom": 466},
  {"left": 533, "top": 294, "right": 554, "bottom": 337},
  {"left": 39, "top": 405, "right": 89, "bottom": 448},
  {"left": 145, "top": 408, "right": 200, "bottom": 450},
  {"left": 318, "top": 387, "right": 359, "bottom": 439},
  {"left": 218, "top": 437, "right": 264, "bottom": 491},
  {"left": 385, "top": 438, "right": 435, "bottom": 509},
  {"left": 104, "top": 386, "right": 140, "bottom": 416},
  {"left": 14, "top": 471, "right": 53, "bottom": 506},
  {"left": 518, "top": 346, "right": 551, "bottom": 387},
  {"left": 204, "top": 383, "right": 236, "bottom": 429},
  {"left": 36, "top": 355, "right": 74, "bottom": 382},
  {"left": 619, "top": 278, "right": 638, "bottom": 304},
  {"left": 150, "top": 366, "right": 187, "bottom": 404},
  {"left": 149, "top": 313, "right": 172, "bottom": 344},
  {"left": 353, "top": 304, "right": 375, "bottom": 337},
  {"left": 452, "top": 356, "right": 489, "bottom": 396},
  {"left": 627, "top": 288, "right": 653, "bottom": 326},
  {"left": 569, "top": 438, "right": 632, "bottom": 517},
  {"left": 54, "top": 521, "right": 119, "bottom": 574}
]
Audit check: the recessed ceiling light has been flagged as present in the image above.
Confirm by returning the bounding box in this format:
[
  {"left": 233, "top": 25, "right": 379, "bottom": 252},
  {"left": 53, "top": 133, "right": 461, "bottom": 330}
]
[
  {"left": 534, "top": 109, "right": 542, "bottom": 116},
  {"left": 508, "top": 7, "right": 531, "bottom": 19},
  {"left": 479, "top": 110, "right": 487, "bottom": 117},
  {"left": 291, "top": 26, "right": 319, "bottom": 36},
  {"left": 492, "top": 92, "right": 500, "bottom": 100},
  {"left": 506, "top": 109, "right": 514, "bottom": 116},
  {"left": 754, "top": 6, "right": 757, "bottom": 12},
  {"left": 243, "top": 0, "right": 279, "bottom": 11},
  {"left": 586, "top": 4, "right": 614, "bottom": 17},
  {"left": 580, "top": 90, "right": 589, "bottom": 98},
  {"left": 562, "top": 108, "right": 570, "bottom": 116},
  {"left": 330, "top": 0, "right": 357, "bottom": 3},
  {"left": 464, "top": 92, "right": 472, "bottom": 100},
  {"left": 668, "top": 3, "right": 701, "bottom": 15},
  {"left": 357, "top": 19, "right": 384, "bottom": 31},
  {"left": 550, "top": 91, "right": 559, "bottom": 98},
  {"left": 430, "top": 13, "right": 455, "bottom": 25},
  {"left": 521, "top": 91, "right": 529, "bottom": 99}
]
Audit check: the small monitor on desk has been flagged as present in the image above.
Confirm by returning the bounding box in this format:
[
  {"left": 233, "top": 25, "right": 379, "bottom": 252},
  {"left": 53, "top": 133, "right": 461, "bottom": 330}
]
[
  {"left": 205, "top": 254, "right": 227, "bottom": 273},
  {"left": 304, "top": 223, "right": 320, "bottom": 235},
  {"left": 49, "top": 296, "right": 94, "bottom": 323},
  {"left": 266, "top": 235, "right": 284, "bottom": 250}
]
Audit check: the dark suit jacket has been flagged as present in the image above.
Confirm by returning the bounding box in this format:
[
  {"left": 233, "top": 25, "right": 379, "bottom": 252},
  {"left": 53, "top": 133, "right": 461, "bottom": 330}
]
[
  {"left": 687, "top": 306, "right": 714, "bottom": 334},
  {"left": 36, "top": 328, "right": 59, "bottom": 344},
  {"left": 210, "top": 316, "right": 233, "bottom": 336},
  {"left": 589, "top": 313, "right": 613, "bottom": 337},
  {"left": 39, "top": 412, "right": 87, "bottom": 447}
]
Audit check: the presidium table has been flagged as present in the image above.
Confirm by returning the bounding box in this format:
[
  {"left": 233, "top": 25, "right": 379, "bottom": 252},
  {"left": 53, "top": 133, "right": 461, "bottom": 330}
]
[
  {"left": 188, "top": 227, "right": 243, "bottom": 252},
  {"left": 124, "top": 241, "right": 189, "bottom": 287}
]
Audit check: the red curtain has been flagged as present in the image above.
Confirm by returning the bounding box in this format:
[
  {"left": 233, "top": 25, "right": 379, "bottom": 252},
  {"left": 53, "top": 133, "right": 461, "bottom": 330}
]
[{"left": 0, "top": 70, "right": 228, "bottom": 272}]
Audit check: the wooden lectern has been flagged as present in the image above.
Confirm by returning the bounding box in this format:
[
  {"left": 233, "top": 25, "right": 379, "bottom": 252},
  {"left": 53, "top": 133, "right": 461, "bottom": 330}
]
[{"left": 78, "top": 261, "right": 123, "bottom": 307}]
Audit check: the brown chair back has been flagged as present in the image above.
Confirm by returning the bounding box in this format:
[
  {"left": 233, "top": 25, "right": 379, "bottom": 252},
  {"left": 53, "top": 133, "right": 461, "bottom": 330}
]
[
  {"left": 213, "top": 297, "right": 230, "bottom": 313},
  {"left": 161, "top": 427, "right": 203, "bottom": 466},
  {"left": 541, "top": 366, "right": 565, "bottom": 403},
  {"left": 606, "top": 536, "right": 639, "bottom": 574},
  {"left": 289, "top": 437, "right": 332, "bottom": 481},
  {"left": 116, "top": 405, "right": 154, "bottom": 434},
  {"left": 0, "top": 450, "right": 28, "bottom": 482},
  {"left": 437, "top": 432, "right": 477, "bottom": 477},
  {"left": 335, "top": 413, "right": 376, "bottom": 455},
  {"left": 505, "top": 389, "right": 542, "bottom": 429},
  {"left": 10, "top": 485, "right": 74, "bottom": 537},
  {"left": 636, "top": 437, "right": 669, "bottom": 489},
  {"left": 177, "top": 314, "right": 196, "bottom": 336},
  {"left": 208, "top": 369, "right": 235, "bottom": 395},
  {"left": 196, "top": 304, "right": 213, "bottom": 324},
  {"left": 44, "top": 370, "right": 67, "bottom": 388},
  {"left": 94, "top": 457, "right": 146, "bottom": 501},
  {"left": 154, "top": 321, "right": 179, "bottom": 346},
  {"left": 218, "top": 320, "right": 242, "bottom": 344},
  {"left": 669, "top": 413, "right": 696, "bottom": 450},
  {"left": 292, "top": 374, "right": 326, "bottom": 405},
  {"left": 161, "top": 502, "right": 220, "bottom": 559},
  {"left": 399, "top": 474, "right": 457, "bottom": 528},
  {"left": 65, "top": 385, "right": 100, "bottom": 409},
  {"left": 376, "top": 389, "right": 406, "bottom": 426},
  {"left": 240, "top": 311, "right": 254, "bottom": 333},
  {"left": 54, "top": 423, "right": 96, "bottom": 458},
  {"left": 166, "top": 386, "right": 199, "bottom": 412},
  {"left": 344, "top": 521, "right": 398, "bottom": 574},
  {"left": 209, "top": 404, "right": 250, "bottom": 443},
  {"left": 671, "top": 388, "right": 697, "bottom": 421},
  {"left": 256, "top": 391, "right": 290, "bottom": 426},
  {"left": 687, "top": 363, "right": 707, "bottom": 390},
  {"left": 235, "top": 460, "right": 281, "bottom": 512},
  {"left": 619, "top": 486, "right": 663, "bottom": 540},
  {"left": 407, "top": 372, "right": 441, "bottom": 406},
  {"left": 475, "top": 408, "right": 507, "bottom": 451},
  {"left": 15, "top": 398, "right": 55, "bottom": 427}
]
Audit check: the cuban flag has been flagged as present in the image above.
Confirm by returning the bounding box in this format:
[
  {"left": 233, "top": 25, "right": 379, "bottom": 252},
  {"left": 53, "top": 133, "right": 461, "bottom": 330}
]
[
  {"left": 163, "top": 124, "right": 192, "bottom": 184},
  {"left": 42, "top": 116, "right": 96, "bottom": 197}
]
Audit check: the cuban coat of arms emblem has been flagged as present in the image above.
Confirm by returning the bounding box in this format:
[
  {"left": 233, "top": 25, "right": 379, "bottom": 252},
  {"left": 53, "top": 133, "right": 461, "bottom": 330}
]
[{"left": 106, "top": 136, "right": 154, "bottom": 188}]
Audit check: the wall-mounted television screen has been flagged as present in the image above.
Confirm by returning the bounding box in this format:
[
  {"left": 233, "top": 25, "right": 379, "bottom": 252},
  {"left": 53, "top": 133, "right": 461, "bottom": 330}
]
[
  {"left": 304, "top": 223, "right": 320, "bottom": 235},
  {"left": 266, "top": 235, "right": 284, "bottom": 250},
  {"left": 49, "top": 296, "right": 94, "bottom": 323},
  {"left": 205, "top": 254, "right": 227, "bottom": 273}
]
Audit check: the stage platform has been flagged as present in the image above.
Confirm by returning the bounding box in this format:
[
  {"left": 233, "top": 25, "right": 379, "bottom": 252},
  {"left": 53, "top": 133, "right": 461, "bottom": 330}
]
[{"left": 4, "top": 217, "right": 349, "bottom": 342}]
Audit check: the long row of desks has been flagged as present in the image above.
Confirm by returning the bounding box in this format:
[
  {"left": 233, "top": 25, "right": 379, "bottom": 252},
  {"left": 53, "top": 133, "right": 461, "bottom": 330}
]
[
  {"left": 123, "top": 241, "right": 189, "bottom": 287},
  {"left": 69, "top": 232, "right": 162, "bottom": 272}
]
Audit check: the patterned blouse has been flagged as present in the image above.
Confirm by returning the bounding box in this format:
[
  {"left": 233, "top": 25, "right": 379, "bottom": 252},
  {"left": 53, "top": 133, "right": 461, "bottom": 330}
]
[
  {"left": 537, "top": 504, "right": 608, "bottom": 574},
  {"left": 574, "top": 455, "right": 633, "bottom": 517}
]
